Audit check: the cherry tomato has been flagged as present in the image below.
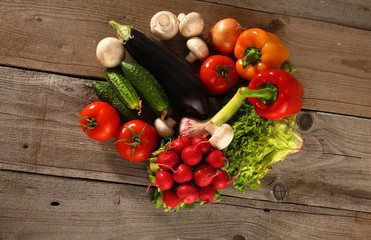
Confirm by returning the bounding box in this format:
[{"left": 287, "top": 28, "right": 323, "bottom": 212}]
[
  {"left": 210, "top": 18, "right": 243, "bottom": 55},
  {"left": 79, "top": 101, "right": 120, "bottom": 141},
  {"left": 200, "top": 55, "right": 239, "bottom": 95},
  {"left": 115, "top": 120, "right": 158, "bottom": 162}
]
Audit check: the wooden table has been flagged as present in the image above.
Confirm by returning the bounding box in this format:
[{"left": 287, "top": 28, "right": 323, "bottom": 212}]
[{"left": 1, "top": 0, "right": 370, "bottom": 239}]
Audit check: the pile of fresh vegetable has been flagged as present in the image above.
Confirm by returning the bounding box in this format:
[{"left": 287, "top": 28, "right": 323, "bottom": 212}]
[{"left": 78, "top": 11, "right": 305, "bottom": 212}]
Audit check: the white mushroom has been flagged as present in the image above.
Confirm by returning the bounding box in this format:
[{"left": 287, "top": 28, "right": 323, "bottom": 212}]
[
  {"left": 96, "top": 37, "right": 125, "bottom": 68},
  {"left": 185, "top": 37, "right": 209, "bottom": 63},
  {"left": 203, "top": 121, "right": 234, "bottom": 150},
  {"left": 154, "top": 117, "right": 177, "bottom": 138},
  {"left": 150, "top": 11, "right": 179, "bottom": 40},
  {"left": 178, "top": 12, "right": 204, "bottom": 37}
]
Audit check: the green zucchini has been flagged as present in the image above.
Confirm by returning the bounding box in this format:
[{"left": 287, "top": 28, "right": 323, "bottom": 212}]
[
  {"left": 92, "top": 81, "right": 136, "bottom": 119},
  {"left": 121, "top": 61, "right": 171, "bottom": 118},
  {"left": 104, "top": 68, "right": 141, "bottom": 112}
]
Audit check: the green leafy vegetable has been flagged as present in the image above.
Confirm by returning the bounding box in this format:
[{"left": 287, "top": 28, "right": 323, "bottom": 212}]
[{"left": 223, "top": 102, "right": 303, "bottom": 193}]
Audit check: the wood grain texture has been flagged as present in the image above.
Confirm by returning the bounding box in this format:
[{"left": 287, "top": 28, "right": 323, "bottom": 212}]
[
  {"left": 1, "top": 66, "right": 370, "bottom": 213},
  {"left": 1, "top": 1, "right": 370, "bottom": 238},
  {"left": 0, "top": 0, "right": 370, "bottom": 117},
  {"left": 1, "top": 170, "right": 370, "bottom": 240},
  {"left": 201, "top": 0, "right": 371, "bottom": 30}
]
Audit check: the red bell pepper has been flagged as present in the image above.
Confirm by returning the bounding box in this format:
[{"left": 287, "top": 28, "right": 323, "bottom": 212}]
[
  {"left": 209, "top": 69, "right": 304, "bottom": 126},
  {"left": 242, "top": 69, "right": 304, "bottom": 119}
]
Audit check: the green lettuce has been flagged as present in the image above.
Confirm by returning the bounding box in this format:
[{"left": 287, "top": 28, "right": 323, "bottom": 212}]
[{"left": 223, "top": 102, "right": 303, "bottom": 193}]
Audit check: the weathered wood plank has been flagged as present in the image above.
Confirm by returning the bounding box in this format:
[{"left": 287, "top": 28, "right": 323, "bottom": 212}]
[
  {"left": 1, "top": 170, "right": 370, "bottom": 240},
  {"left": 1, "top": 66, "right": 370, "bottom": 213},
  {"left": 0, "top": 0, "right": 370, "bottom": 117},
  {"left": 201, "top": 0, "right": 371, "bottom": 30}
]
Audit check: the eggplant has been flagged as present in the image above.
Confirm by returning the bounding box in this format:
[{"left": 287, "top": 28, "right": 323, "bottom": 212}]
[{"left": 110, "top": 21, "right": 209, "bottom": 120}]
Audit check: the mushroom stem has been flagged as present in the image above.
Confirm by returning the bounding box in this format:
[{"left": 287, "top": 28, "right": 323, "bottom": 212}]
[
  {"left": 204, "top": 122, "right": 234, "bottom": 150},
  {"left": 185, "top": 52, "right": 197, "bottom": 63},
  {"left": 164, "top": 117, "right": 177, "bottom": 128},
  {"left": 203, "top": 121, "right": 219, "bottom": 135},
  {"left": 178, "top": 13, "right": 186, "bottom": 22},
  {"left": 154, "top": 117, "right": 177, "bottom": 138}
]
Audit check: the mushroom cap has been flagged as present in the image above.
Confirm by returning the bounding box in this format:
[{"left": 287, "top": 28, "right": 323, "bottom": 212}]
[
  {"left": 150, "top": 11, "right": 179, "bottom": 40},
  {"left": 96, "top": 37, "right": 125, "bottom": 68},
  {"left": 178, "top": 12, "right": 204, "bottom": 37},
  {"left": 185, "top": 37, "right": 209, "bottom": 63}
]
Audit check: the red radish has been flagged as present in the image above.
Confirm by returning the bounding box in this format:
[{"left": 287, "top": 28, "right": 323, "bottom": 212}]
[
  {"left": 157, "top": 150, "right": 180, "bottom": 171},
  {"left": 192, "top": 136, "right": 211, "bottom": 154},
  {"left": 205, "top": 150, "right": 228, "bottom": 169},
  {"left": 181, "top": 145, "right": 203, "bottom": 166},
  {"left": 173, "top": 164, "right": 193, "bottom": 184},
  {"left": 162, "top": 190, "right": 180, "bottom": 208},
  {"left": 177, "top": 184, "right": 198, "bottom": 204},
  {"left": 171, "top": 136, "right": 191, "bottom": 154},
  {"left": 146, "top": 170, "right": 174, "bottom": 192},
  {"left": 198, "top": 184, "right": 217, "bottom": 203},
  {"left": 212, "top": 169, "right": 240, "bottom": 190},
  {"left": 193, "top": 164, "right": 215, "bottom": 187}
]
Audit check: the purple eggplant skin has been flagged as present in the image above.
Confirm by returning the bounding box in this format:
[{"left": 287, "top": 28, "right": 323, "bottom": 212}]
[{"left": 110, "top": 21, "right": 210, "bottom": 120}]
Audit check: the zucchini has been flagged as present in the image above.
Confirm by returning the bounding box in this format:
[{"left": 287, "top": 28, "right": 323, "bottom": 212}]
[
  {"left": 121, "top": 61, "right": 171, "bottom": 118},
  {"left": 110, "top": 21, "right": 209, "bottom": 120},
  {"left": 92, "top": 81, "right": 136, "bottom": 119},
  {"left": 104, "top": 68, "right": 141, "bottom": 113}
]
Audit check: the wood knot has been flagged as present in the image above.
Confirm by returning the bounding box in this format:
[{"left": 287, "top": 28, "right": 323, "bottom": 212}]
[
  {"left": 272, "top": 182, "right": 287, "bottom": 201},
  {"left": 268, "top": 19, "right": 285, "bottom": 33},
  {"left": 113, "top": 194, "right": 121, "bottom": 205},
  {"left": 298, "top": 112, "right": 314, "bottom": 131},
  {"left": 50, "top": 201, "right": 60, "bottom": 206},
  {"left": 233, "top": 234, "right": 247, "bottom": 240}
]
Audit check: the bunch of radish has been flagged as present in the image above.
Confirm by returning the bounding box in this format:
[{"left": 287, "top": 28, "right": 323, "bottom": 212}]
[{"left": 147, "top": 135, "right": 239, "bottom": 210}]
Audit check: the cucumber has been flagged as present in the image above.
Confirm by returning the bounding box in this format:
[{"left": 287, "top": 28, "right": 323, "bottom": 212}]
[
  {"left": 104, "top": 68, "right": 141, "bottom": 112},
  {"left": 92, "top": 81, "right": 136, "bottom": 119},
  {"left": 121, "top": 61, "right": 171, "bottom": 118},
  {"left": 110, "top": 22, "right": 209, "bottom": 120}
]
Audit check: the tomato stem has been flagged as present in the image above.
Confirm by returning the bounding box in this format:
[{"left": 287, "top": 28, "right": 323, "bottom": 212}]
[
  {"left": 78, "top": 116, "right": 99, "bottom": 134},
  {"left": 204, "top": 62, "right": 235, "bottom": 88},
  {"left": 115, "top": 125, "right": 147, "bottom": 161},
  {"left": 216, "top": 63, "right": 235, "bottom": 87}
]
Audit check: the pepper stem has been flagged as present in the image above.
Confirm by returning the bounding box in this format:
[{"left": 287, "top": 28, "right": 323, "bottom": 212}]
[
  {"left": 242, "top": 46, "right": 262, "bottom": 68},
  {"left": 209, "top": 84, "right": 278, "bottom": 127},
  {"left": 240, "top": 83, "right": 278, "bottom": 104},
  {"left": 109, "top": 20, "right": 133, "bottom": 44}
]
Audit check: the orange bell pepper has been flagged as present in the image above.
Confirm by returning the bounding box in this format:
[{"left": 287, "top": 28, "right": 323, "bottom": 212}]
[{"left": 234, "top": 28, "right": 289, "bottom": 80}]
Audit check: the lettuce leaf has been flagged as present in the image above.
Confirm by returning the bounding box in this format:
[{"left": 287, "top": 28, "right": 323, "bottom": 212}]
[{"left": 223, "top": 102, "right": 303, "bottom": 193}]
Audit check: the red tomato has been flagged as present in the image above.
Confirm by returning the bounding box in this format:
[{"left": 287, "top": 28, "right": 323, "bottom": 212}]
[
  {"left": 200, "top": 55, "right": 239, "bottom": 95},
  {"left": 115, "top": 120, "right": 158, "bottom": 162},
  {"left": 79, "top": 101, "right": 120, "bottom": 141},
  {"left": 210, "top": 18, "right": 243, "bottom": 55}
]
